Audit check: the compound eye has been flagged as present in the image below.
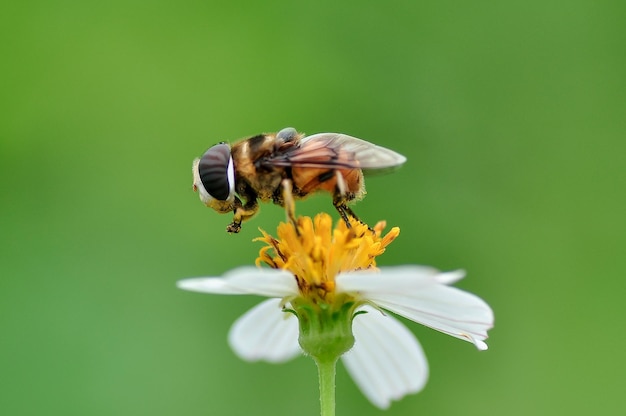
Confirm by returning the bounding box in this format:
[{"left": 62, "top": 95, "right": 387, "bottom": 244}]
[{"left": 197, "top": 143, "right": 234, "bottom": 201}]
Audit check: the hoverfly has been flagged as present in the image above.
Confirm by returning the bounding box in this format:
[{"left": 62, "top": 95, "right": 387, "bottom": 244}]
[{"left": 192, "top": 127, "right": 406, "bottom": 233}]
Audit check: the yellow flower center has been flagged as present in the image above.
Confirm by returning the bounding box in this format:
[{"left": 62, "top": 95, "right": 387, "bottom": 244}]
[{"left": 255, "top": 213, "right": 400, "bottom": 303}]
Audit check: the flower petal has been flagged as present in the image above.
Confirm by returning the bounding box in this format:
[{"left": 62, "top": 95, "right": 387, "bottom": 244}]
[
  {"left": 228, "top": 298, "right": 301, "bottom": 363},
  {"left": 177, "top": 266, "right": 298, "bottom": 297},
  {"left": 337, "top": 266, "right": 494, "bottom": 350},
  {"left": 342, "top": 306, "right": 428, "bottom": 409}
]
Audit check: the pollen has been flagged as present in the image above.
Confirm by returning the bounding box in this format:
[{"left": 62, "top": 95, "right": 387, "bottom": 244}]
[{"left": 255, "top": 213, "right": 399, "bottom": 302}]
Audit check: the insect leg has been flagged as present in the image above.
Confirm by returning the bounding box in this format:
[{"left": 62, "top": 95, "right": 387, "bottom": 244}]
[
  {"left": 341, "top": 204, "right": 360, "bottom": 221},
  {"left": 281, "top": 179, "right": 300, "bottom": 235},
  {"left": 332, "top": 170, "right": 361, "bottom": 228},
  {"left": 334, "top": 170, "right": 347, "bottom": 197},
  {"left": 332, "top": 198, "right": 358, "bottom": 228},
  {"left": 227, "top": 197, "right": 259, "bottom": 233}
]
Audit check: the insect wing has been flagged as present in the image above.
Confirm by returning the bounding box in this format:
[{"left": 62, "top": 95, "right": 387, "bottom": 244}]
[{"left": 267, "top": 133, "right": 407, "bottom": 173}]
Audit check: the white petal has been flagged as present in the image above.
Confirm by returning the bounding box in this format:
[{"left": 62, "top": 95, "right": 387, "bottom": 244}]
[
  {"left": 435, "top": 269, "right": 466, "bottom": 285},
  {"left": 342, "top": 306, "right": 428, "bottom": 409},
  {"left": 228, "top": 298, "right": 301, "bottom": 363},
  {"left": 177, "top": 266, "right": 298, "bottom": 297},
  {"left": 336, "top": 266, "right": 494, "bottom": 350}
]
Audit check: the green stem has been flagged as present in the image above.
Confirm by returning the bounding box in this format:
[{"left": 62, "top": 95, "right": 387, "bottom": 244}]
[{"left": 315, "top": 357, "right": 337, "bottom": 416}]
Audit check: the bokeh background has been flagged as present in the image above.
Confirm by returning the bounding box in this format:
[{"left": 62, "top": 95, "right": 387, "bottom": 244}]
[{"left": 2, "top": 1, "right": 624, "bottom": 415}]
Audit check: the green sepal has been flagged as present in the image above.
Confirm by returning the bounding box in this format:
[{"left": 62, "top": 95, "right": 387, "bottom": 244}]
[{"left": 293, "top": 296, "right": 359, "bottom": 362}]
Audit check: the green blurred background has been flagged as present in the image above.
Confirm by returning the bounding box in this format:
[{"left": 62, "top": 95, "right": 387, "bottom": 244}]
[{"left": 1, "top": 0, "right": 624, "bottom": 415}]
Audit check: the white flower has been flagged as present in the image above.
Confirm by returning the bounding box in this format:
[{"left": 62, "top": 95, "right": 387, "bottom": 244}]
[
  {"left": 180, "top": 214, "right": 494, "bottom": 408},
  {"left": 178, "top": 264, "right": 493, "bottom": 409}
]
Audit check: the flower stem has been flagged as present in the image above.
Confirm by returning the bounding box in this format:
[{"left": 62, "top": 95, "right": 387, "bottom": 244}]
[{"left": 315, "top": 356, "right": 337, "bottom": 416}]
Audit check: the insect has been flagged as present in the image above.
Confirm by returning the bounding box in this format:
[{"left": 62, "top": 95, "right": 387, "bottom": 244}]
[{"left": 192, "top": 127, "right": 406, "bottom": 233}]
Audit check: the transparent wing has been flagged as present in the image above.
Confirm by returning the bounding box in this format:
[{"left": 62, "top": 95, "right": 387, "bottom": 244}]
[{"left": 265, "top": 133, "right": 406, "bottom": 173}]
